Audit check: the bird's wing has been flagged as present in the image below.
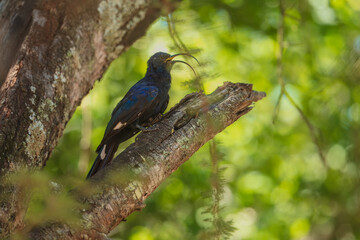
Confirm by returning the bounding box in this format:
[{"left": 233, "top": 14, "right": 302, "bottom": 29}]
[
  {"left": 97, "top": 85, "right": 159, "bottom": 151},
  {"left": 160, "top": 94, "right": 169, "bottom": 113}
]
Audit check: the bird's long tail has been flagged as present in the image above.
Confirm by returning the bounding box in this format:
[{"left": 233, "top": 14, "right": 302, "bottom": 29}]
[{"left": 86, "top": 143, "right": 118, "bottom": 179}]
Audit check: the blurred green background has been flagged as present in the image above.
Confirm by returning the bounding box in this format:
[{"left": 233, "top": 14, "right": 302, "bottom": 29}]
[{"left": 43, "top": 0, "right": 360, "bottom": 239}]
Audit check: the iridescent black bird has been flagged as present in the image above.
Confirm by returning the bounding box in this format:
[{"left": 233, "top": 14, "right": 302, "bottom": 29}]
[{"left": 86, "top": 52, "right": 197, "bottom": 179}]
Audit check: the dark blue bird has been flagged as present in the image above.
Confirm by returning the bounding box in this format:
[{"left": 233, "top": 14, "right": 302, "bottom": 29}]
[{"left": 86, "top": 52, "right": 197, "bottom": 179}]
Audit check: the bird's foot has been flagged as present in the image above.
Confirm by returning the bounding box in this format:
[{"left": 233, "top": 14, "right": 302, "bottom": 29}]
[
  {"left": 146, "top": 114, "right": 163, "bottom": 125},
  {"left": 151, "top": 113, "right": 163, "bottom": 123},
  {"left": 136, "top": 124, "right": 159, "bottom": 132}
]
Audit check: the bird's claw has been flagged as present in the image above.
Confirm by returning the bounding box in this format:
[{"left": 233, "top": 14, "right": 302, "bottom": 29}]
[{"left": 153, "top": 113, "right": 163, "bottom": 122}]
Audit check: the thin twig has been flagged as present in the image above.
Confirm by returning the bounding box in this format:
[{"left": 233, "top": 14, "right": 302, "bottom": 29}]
[
  {"left": 166, "top": 14, "right": 203, "bottom": 91},
  {"left": 166, "top": 14, "right": 183, "bottom": 52},
  {"left": 209, "top": 140, "right": 221, "bottom": 240},
  {"left": 283, "top": 90, "right": 327, "bottom": 165},
  {"left": 166, "top": 15, "right": 236, "bottom": 238},
  {"left": 273, "top": 0, "right": 286, "bottom": 124},
  {"left": 274, "top": 0, "right": 327, "bottom": 166}
]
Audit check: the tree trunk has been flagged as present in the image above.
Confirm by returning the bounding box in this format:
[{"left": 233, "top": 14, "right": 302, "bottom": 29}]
[
  {"left": 29, "top": 82, "right": 265, "bottom": 239},
  {"left": 0, "top": 0, "right": 171, "bottom": 237}
]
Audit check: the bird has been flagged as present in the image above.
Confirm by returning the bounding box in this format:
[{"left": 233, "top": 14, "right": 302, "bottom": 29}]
[{"left": 86, "top": 52, "right": 198, "bottom": 179}]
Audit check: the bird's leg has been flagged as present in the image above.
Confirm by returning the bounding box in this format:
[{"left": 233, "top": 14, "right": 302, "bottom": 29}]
[
  {"left": 150, "top": 113, "right": 164, "bottom": 124},
  {"left": 135, "top": 114, "right": 163, "bottom": 132}
]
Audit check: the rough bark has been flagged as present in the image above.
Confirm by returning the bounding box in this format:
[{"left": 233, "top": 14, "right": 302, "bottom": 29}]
[
  {"left": 0, "top": 0, "right": 173, "bottom": 236},
  {"left": 28, "top": 82, "right": 266, "bottom": 239}
]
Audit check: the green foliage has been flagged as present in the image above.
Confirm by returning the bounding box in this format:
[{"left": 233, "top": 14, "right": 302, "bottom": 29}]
[{"left": 42, "top": 0, "right": 360, "bottom": 239}]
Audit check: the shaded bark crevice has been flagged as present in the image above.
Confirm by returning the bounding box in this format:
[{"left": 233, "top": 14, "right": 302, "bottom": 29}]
[{"left": 0, "top": 0, "right": 38, "bottom": 86}]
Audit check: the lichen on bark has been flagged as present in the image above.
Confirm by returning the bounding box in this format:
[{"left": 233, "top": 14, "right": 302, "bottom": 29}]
[{"left": 98, "top": 0, "right": 150, "bottom": 59}]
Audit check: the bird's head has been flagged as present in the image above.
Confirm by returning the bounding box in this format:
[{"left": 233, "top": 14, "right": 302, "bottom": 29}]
[{"left": 147, "top": 52, "right": 198, "bottom": 76}]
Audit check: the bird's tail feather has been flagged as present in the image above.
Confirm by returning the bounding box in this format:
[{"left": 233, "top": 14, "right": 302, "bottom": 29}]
[{"left": 86, "top": 143, "right": 118, "bottom": 179}]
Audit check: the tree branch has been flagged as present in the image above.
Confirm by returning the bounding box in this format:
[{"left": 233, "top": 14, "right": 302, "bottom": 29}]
[{"left": 29, "top": 82, "right": 266, "bottom": 239}]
